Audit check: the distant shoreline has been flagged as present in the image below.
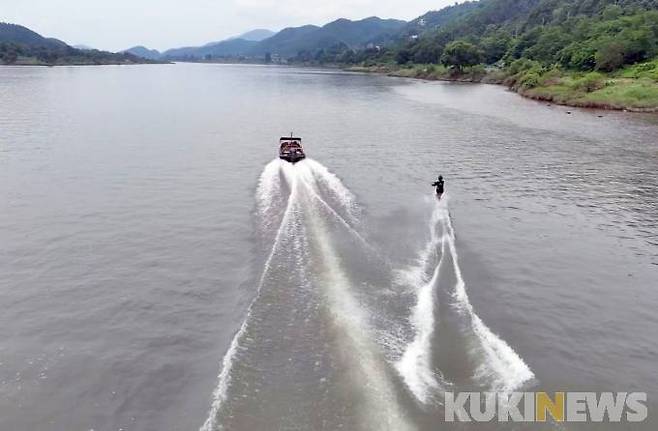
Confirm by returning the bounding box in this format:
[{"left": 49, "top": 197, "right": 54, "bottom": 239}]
[
  {"left": 344, "top": 63, "right": 658, "bottom": 113},
  {"left": 4, "top": 59, "right": 656, "bottom": 114},
  {"left": 163, "top": 60, "right": 658, "bottom": 113},
  {"left": 1, "top": 59, "right": 171, "bottom": 67}
]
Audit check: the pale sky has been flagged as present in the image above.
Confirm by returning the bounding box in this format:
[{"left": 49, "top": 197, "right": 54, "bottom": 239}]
[{"left": 1, "top": 0, "right": 460, "bottom": 52}]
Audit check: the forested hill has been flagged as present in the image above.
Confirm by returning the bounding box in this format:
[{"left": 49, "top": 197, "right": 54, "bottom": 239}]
[
  {"left": 0, "top": 22, "right": 68, "bottom": 49},
  {"left": 0, "top": 22, "right": 158, "bottom": 65},
  {"left": 160, "top": 17, "right": 406, "bottom": 60},
  {"left": 255, "top": 17, "right": 406, "bottom": 59},
  {"left": 346, "top": 0, "right": 658, "bottom": 111},
  {"left": 401, "top": 1, "right": 482, "bottom": 38},
  {"left": 123, "top": 46, "right": 162, "bottom": 60},
  {"left": 363, "top": 0, "right": 658, "bottom": 72}
]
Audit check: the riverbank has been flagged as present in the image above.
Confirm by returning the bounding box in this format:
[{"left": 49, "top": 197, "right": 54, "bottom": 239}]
[
  {"left": 2, "top": 54, "right": 169, "bottom": 66},
  {"left": 346, "top": 60, "right": 658, "bottom": 112},
  {"left": 3, "top": 58, "right": 167, "bottom": 66}
]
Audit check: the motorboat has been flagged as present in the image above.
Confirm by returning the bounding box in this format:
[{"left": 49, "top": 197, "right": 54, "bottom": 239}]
[{"left": 279, "top": 135, "right": 306, "bottom": 163}]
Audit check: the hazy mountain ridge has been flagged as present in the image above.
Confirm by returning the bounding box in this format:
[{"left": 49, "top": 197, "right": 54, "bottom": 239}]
[
  {"left": 159, "top": 17, "right": 407, "bottom": 60},
  {"left": 236, "top": 29, "right": 275, "bottom": 42},
  {"left": 162, "top": 38, "right": 259, "bottom": 59},
  {"left": 9, "top": 0, "right": 655, "bottom": 68},
  {"left": 249, "top": 24, "right": 321, "bottom": 57},
  {"left": 259, "top": 17, "right": 407, "bottom": 57},
  {"left": 123, "top": 45, "right": 162, "bottom": 60},
  {"left": 0, "top": 22, "right": 67, "bottom": 49}
]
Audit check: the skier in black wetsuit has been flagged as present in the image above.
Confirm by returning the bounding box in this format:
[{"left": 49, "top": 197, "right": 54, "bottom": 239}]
[{"left": 432, "top": 175, "right": 444, "bottom": 196}]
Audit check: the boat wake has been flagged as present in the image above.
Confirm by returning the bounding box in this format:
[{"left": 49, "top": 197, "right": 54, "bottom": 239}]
[
  {"left": 395, "top": 200, "right": 448, "bottom": 405},
  {"left": 395, "top": 196, "right": 534, "bottom": 406},
  {"left": 442, "top": 206, "right": 535, "bottom": 393},
  {"left": 201, "top": 159, "right": 534, "bottom": 430}
]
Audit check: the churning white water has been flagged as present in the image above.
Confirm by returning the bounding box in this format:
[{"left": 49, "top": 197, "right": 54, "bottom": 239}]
[
  {"left": 4, "top": 65, "right": 657, "bottom": 431},
  {"left": 395, "top": 198, "right": 448, "bottom": 404},
  {"left": 442, "top": 211, "right": 535, "bottom": 392},
  {"left": 202, "top": 159, "right": 412, "bottom": 430},
  {"left": 202, "top": 159, "right": 534, "bottom": 430},
  {"left": 291, "top": 162, "right": 413, "bottom": 430}
]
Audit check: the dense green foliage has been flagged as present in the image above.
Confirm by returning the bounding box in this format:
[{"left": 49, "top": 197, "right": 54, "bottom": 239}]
[
  {"left": 440, "top": 41, "right": 483, "bottom": 69},
  {"left": 0, "top": 41, "right": 149, "bottom": 65},
  {"left": 401, "top": 2, "right": 482, "bottom": 37},
  {"left": 336, "top": 0, "right": 658, "bottom": 74},
  {"left": 516, "top": 60, "right": 658, "bottom": 110},
  {"left": 344, "top": 0, "right": 658, "bottom": 111}
]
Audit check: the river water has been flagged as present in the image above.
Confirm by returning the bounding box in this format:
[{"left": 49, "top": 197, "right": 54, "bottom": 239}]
[{"left": 1, "top": 63, "right": 657, "bottom": 431}]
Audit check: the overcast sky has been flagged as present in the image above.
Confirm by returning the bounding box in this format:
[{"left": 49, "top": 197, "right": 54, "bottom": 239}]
[{"left": 2, "top": 0, "right": 460, "bottom": 51}]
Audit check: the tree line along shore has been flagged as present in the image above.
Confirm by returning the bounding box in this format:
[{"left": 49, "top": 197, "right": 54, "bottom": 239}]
[
  {"left": 2, "top": 1, "right": 657, "bottom": 111},
  {"left": 336, "top": 3, "right": 658, "bottom": 113},
  {"left": 346, "top": 59, "right": 658, "bottom": 113}
]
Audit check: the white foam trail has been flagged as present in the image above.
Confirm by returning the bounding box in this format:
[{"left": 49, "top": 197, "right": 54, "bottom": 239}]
[
  {"left": 396, "top": 234, "right": 445, "bottom": 404},
  {"left": 200, "top": 162, "right": 300, "bottom": 431},
  {"left": 300, "top": 173, "right": 413, "bottom": 431},
  {"left": 203, "top": 159, "right": 414, "bottom": 430},
  {"left": 396, "top": 198, "right": 445, "bottom": 287},
  {"left": 442, "top": 210, "right": 535, "bottom": 392},
  {"left": 295, "top": 162, "right": 374, "bottom": 253},
  {"left": 256, "top": 159, "right": 285, "bottom": 228},
  {"left": 395, "top": 198, "right": 448, "bottom": 404},
  {"left": 304, "top": 158, "right": 360, "bottom": 224}
]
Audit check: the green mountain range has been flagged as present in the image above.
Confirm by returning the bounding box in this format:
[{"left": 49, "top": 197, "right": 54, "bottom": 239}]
[
  {"left": 348, "top": 0, "right": 658, "bottom": 111},
  {"left": 161, "top": 38, "right": 259, "bottom": 60},
  {"left": 256, "top": 17, "right": 406, "bottom": 57},
  {"left": 126, "top": 0, "right": 656, "bottom": 73},
  {"left": 385, "top": 0, "right": 658, "bottom": 71},
  {"left": 154, "top": 17, "right": 405, "bottom": 60},
  {"left": 151, "top": 28, "right": 275, "bottom": 59},
  {"left": 3, "top": 0, "right": 657, "bottom": 78}
]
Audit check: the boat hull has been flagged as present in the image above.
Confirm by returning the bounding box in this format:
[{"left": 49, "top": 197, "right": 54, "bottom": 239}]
[
  {"left": 279, "top": 135, "right": 305, "bottom": 163},
  {"left": 280, "top": 154, "right": 306, "bottom": 164}
]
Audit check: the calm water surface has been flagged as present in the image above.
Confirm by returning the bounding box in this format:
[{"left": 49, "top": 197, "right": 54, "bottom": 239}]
[{"left": 1, "top": 64, "right": 657, "bottom": 431}]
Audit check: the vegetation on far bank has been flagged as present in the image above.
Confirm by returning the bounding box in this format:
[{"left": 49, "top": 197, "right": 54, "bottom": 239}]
[
  {"left": 0, "top": 46, "right": 160, "bottom": 66},
  {"left": 312, "top": 1, "right": 658, "bottom": 111},
  {"left": 0, "top": 23, "right": 162, "bottom": 66},
  {"left": 348, "top": 58, "right": 658, "bottom": 112},
  {"left": 509, "top": 58, "right": 658, "bottom": 111},
  {"left": 2, "top": 1, "right": 657, "bottom": 110}
]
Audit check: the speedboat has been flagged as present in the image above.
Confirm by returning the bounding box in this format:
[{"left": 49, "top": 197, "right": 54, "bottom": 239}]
[{"left": 279, "top": 135, "right": 305, "bottom": 163}]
